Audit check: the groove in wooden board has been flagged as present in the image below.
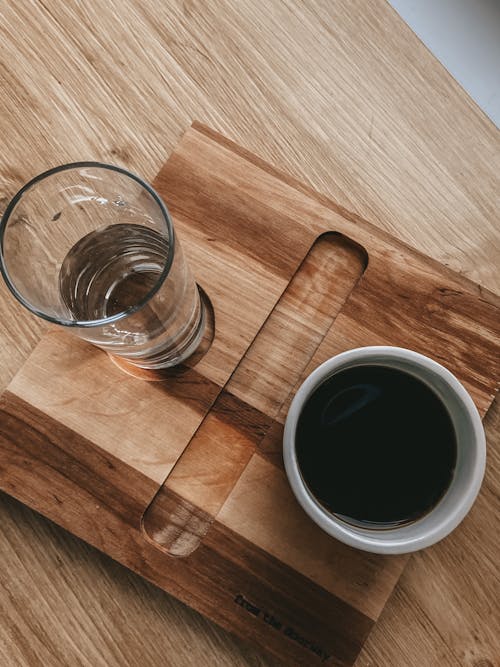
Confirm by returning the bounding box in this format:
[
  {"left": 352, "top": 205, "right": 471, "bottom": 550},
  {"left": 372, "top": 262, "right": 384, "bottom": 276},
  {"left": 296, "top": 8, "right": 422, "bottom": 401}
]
[
  {"left": 143, "top": 233, "right": 367, "bottom": 553},
  {"left": 144, "top": 489, "right": 213, "bottom": 559},
  {"left": 0, "top": 391, "right": 373, "bottom": 667},
  {"left": 229, "top": 233, "right": 368, "bottom": 416}
]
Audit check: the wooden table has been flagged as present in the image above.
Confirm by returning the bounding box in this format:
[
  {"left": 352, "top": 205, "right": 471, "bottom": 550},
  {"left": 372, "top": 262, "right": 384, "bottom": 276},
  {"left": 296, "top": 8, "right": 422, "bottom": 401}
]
[{"left": 0, "top": 1, "right": 498, "bottom": 665}]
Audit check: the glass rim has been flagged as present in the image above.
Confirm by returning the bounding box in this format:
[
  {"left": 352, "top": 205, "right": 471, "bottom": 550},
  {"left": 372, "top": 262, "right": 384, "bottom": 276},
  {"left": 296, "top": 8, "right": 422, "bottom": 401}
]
[{"left": 0, "top": 161, "right": 175, "bottom": 328}]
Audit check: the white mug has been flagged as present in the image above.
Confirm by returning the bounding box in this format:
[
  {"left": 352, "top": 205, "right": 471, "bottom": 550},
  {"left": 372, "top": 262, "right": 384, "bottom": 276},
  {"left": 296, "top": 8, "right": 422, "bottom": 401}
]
[{"left": 283, "top": 347, "right": 486, "bottom": 555}]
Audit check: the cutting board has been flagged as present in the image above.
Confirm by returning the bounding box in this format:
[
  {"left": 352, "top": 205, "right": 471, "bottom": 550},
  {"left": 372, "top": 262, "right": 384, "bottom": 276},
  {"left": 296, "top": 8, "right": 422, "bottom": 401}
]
[{"left": 1, "top": 123, "right": 499, "bottom": 667}]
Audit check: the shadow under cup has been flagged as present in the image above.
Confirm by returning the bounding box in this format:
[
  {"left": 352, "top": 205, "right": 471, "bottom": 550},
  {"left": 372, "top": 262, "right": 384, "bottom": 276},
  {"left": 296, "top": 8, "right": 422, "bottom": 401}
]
[
  {"left": 0, "top": 162, "right": 206, "bottom": 371},
  {"left": 283, "top": 347, "right": 486, "bottom": 555}
]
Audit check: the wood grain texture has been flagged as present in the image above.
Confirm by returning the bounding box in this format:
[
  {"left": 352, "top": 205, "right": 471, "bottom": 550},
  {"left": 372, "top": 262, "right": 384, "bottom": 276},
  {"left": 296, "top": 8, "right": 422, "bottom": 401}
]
[
  {"left": 156, "top": 125, "right": 500, "bottom": 412},
  {"left": 0, "top": 392, "right": 374, "bottom": 667},
  {"left": 148, "top": 233, "right": 366, "bottom": 550},
  {"left": 1, "top": 124, "right": 499, "bottom": 666},
  {"left": 8, "top": 332, "right": 220, "bottom": 484},
  {"left": 0, "top": 1, "right": 499, "bottom": 666}
]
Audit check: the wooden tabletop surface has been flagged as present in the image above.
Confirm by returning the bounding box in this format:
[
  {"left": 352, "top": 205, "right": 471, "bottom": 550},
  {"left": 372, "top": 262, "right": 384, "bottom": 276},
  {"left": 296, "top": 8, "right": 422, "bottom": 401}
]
[{"left": 0, "top": 1, "right": 498, "bottom": 666}]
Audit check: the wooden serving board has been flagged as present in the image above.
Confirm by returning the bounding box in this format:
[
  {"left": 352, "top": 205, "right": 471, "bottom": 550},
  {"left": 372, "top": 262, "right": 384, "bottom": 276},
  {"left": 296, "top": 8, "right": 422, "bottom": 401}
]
[{"left": 1, "top": 123, "right": 499, "bottom": 667}]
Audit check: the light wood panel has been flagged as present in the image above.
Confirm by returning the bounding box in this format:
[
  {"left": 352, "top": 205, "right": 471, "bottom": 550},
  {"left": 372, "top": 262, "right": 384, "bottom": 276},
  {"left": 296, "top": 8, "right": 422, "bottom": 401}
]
[
  {"left": 0, "top": 1, "right": 499, "bottom": 666},
  {"left": 8, "top": 333, "right": 219, "bottom": 484}
]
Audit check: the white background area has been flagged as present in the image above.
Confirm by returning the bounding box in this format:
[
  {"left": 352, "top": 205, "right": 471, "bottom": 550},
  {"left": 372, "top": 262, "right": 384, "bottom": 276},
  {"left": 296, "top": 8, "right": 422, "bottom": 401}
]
[{"left": 388, "top": 0, "right": 500, "bottom": 128}]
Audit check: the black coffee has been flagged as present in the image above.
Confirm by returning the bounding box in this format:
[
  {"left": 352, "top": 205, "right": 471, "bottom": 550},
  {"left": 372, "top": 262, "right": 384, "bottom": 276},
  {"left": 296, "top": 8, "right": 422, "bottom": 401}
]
[{"left": 296, "top": 365, "right": 457, "bottom": 527}]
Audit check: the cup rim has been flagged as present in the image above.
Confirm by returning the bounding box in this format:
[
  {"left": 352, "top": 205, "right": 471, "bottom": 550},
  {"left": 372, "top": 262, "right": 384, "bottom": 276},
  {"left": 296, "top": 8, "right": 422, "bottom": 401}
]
[
  {"left": 0, "top": 161, "right": 175, "bottom": 328},
  {"left": 283, "top": 346, "right": 486, "bottom": 554}
]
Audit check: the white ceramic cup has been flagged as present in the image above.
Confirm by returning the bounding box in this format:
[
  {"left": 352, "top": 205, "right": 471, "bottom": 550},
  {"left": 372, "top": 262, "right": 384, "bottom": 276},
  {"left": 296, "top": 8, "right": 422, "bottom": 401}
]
[{"left": 283, "top": 347, "right": 486, "bottom": 555}]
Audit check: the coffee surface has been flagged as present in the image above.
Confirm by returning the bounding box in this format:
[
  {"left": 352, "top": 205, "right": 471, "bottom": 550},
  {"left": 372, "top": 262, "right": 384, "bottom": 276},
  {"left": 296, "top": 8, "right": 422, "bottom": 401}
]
[{"left": 296, "top": 365, "right": 457, "bottom": 527}]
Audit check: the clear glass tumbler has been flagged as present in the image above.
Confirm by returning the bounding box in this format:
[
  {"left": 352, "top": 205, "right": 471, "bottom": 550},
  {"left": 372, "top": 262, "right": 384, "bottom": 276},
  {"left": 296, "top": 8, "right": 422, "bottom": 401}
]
[{"left": 0, "top": 162, "right": 205, "bottom": 370}]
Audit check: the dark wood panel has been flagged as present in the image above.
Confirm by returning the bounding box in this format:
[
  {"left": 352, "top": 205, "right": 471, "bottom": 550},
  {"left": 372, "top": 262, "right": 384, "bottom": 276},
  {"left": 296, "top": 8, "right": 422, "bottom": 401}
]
[
  {"left": 0, "top": 391, "right": 372, "bottom": 667},
  {"left": 332, "top": 260, "right": 500, "bottom": 416}
]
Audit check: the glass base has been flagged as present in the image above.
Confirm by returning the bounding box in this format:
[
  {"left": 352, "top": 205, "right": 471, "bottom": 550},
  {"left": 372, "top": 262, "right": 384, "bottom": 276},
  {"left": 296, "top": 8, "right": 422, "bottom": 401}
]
[{"left": 108, "top": 287, "right": 215, "bottom": 380}]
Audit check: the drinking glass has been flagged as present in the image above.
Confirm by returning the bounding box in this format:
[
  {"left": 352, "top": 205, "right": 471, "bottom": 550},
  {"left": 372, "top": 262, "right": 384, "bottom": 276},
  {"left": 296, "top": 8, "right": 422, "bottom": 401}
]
[{"left": 0, "top": 162, "right": 206, "bottom": 370}]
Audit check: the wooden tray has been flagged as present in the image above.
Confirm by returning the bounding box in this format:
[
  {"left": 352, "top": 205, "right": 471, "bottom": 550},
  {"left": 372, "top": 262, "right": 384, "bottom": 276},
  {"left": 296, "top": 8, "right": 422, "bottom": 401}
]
[{"left": 1, "top": 123, "right": 499, "bottom": 666}]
